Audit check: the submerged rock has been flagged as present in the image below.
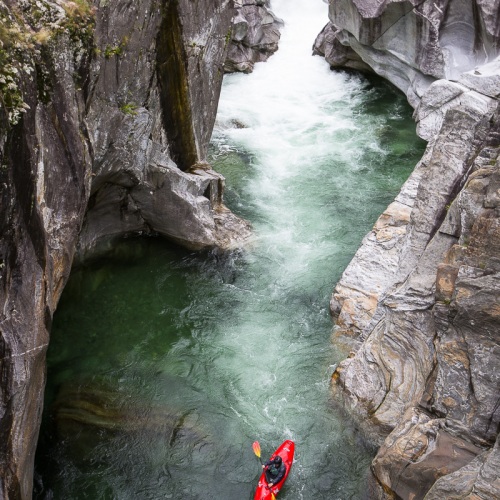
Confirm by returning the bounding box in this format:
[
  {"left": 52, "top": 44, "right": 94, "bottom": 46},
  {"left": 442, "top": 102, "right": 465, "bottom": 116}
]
[
  {"left": 52, "top": 381, "right": 206, "bottom": 444},
  {"left": 315, "top": 0, "right": 500, "bottom": 498}
]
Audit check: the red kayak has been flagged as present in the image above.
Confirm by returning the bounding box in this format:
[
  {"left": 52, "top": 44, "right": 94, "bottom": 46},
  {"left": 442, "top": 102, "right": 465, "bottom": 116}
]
[{"left": 254, "top": 440, "right": 295, "bottom": 499}]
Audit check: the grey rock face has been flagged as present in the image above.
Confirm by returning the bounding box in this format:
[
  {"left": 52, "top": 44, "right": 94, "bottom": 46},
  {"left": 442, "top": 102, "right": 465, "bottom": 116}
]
[
  {"left": 315, "top": 0, "right": 500, "bottom": 498},
  {"left": 225, "top": 0, "right": 283, "bottom": 73},
  {"left": 0, "top": 4, "right": 94, "bottom": 497},
  {"left": 314, "top": 0, "right": 500, "bottom": 107},
  {"left": 332, "top": 73, "right": 500, "bottom": 500},
  {"left": 79, "top": 0, "right": 251, "bottom": 257},
  {"left": 0, "top": 0, "right": 250, "bottom": 497},
  {"left": 346, "top": 110, "right": 500, "bottom": 498},
  {"left": 313, "top": 21, "right": 372, "bottom": 73}
]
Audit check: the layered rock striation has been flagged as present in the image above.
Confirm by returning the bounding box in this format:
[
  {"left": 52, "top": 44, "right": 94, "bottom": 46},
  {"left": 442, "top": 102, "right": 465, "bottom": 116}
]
[
  {"left": 314, "top": 1, "right": 500, "bottom": 498},
  {"left": 0, "top": 0, "right": 251, "bottom": 497}
]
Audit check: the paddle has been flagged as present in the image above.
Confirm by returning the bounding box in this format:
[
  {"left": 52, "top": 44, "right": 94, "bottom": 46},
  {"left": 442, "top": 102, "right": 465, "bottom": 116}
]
[
  {"left": 252, "top": 441, "right": 262, "bottom": 463},
  {"left": 252, "top": 441, "right": 276, "bottom": 500}
]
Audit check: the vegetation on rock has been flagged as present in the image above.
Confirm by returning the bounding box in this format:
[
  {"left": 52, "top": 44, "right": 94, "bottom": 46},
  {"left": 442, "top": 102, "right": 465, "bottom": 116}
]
[{"left": 0, "top": 0, "right": 95, "bottom": 125}]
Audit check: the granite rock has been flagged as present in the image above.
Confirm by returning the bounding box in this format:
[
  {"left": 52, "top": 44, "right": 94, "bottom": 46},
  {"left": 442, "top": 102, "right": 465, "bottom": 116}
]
[
  {"left": 331, "top": 89, "right": 500, "bottom": 500},
  {"left": 0, "top": 0, "right": 251, "bottom": 497},
  {"left": 315, "top": 0, "right": 500, "bottom": 498},
  {"left": 314, "top": 0, "right": 500, "bottom": 107}
]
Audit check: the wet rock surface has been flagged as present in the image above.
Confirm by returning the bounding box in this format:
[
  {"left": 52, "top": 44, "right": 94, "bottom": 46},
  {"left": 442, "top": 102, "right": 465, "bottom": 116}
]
[
  {"left": 315, "top": 0, "right": 500, "bottom": 498},
  {"left": 81, "top": 0, "right": 251, "bottom": 257},
  {"left": 0, "top": 0, "right": 252, "bottom": 497}
]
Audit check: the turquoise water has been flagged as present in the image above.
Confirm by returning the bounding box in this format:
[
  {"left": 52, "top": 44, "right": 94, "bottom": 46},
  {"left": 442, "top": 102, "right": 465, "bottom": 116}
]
[{"left": 34, "top": 1, "right": 426, "bottom": 498}]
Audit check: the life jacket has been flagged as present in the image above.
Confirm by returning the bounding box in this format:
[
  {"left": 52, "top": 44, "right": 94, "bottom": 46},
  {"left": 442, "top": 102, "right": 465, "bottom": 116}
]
[{"left": 265, "top": 462, "right": 286, "bottom": 484}]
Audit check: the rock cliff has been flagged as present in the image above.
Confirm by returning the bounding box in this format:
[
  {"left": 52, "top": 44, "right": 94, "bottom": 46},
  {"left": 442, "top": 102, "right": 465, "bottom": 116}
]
[
  {"left": 0, "top": 0, "right": 251, "bottom": 497},
  {"left": 314, "top": 0, "right": 500, "bottom": 498}
]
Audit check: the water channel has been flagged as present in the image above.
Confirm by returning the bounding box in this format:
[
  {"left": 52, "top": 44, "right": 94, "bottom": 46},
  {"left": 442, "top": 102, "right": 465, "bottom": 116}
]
[{"left": 34, "top": 0, "right": 426, "bottom": 498}]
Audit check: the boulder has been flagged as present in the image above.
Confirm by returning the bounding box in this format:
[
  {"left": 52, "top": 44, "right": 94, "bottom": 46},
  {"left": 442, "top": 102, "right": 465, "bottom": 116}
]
[
  {"left": 225, "top": 0, "right": 283, "bottom": 73},
  {"left": 313, "top": 0, "right": 500, "bottom": 107}
]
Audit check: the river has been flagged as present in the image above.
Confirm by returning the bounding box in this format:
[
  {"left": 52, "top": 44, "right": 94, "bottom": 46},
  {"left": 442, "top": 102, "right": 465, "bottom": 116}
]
[{"left": 34, "top": 0, "right": 426, "bottom": 498}]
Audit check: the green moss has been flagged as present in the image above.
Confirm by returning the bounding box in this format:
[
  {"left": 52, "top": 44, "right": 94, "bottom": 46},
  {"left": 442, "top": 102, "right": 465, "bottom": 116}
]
[
  {"left": 61, "top": 1, "right": 95, "bottom": 45},
  {"left": 104, "top": 44, "right": 122, "bottom": 58},
  {"left": 68, "top": 0, "right": 93, "bottom": 16},
  {"left": 225, "top": 29, "right": 232, "bottom": 47},
  {"left": 120, "top": 102, "right": 138, "bottom": 116},
  {"left": 103, "top": 36, "right": 129, "bottom": 59},
  {"left": 0, "top": 11, "right": 30, "bottom": 125}
]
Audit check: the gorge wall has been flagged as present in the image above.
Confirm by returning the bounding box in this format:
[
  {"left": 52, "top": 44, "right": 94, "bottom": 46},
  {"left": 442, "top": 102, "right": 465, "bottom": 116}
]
[
  {"left": 0, "top": 0, "right": 259, "bottom": 497},
  {"left": 314, "top": 0, "right": 500, "bottom": 498},
  {"left": 3, "top": 0, "right": 497, "bottom": 498}
]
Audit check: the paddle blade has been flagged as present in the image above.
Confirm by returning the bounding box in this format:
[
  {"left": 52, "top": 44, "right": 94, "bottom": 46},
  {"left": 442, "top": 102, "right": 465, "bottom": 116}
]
[{"left": 252, "top": 441, "right": 261, "bottom": 458}]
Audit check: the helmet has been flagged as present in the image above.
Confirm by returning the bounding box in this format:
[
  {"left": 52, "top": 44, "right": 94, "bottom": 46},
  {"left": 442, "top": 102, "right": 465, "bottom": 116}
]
[{"left": 273, "top": 456, "right": 282, "bottom": 466}]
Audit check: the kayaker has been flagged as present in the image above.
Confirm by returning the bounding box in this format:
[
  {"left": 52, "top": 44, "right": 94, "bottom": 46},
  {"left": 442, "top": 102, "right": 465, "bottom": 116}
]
[{"left": 263, "top": 455, "right": 286, "bottom": 487}]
